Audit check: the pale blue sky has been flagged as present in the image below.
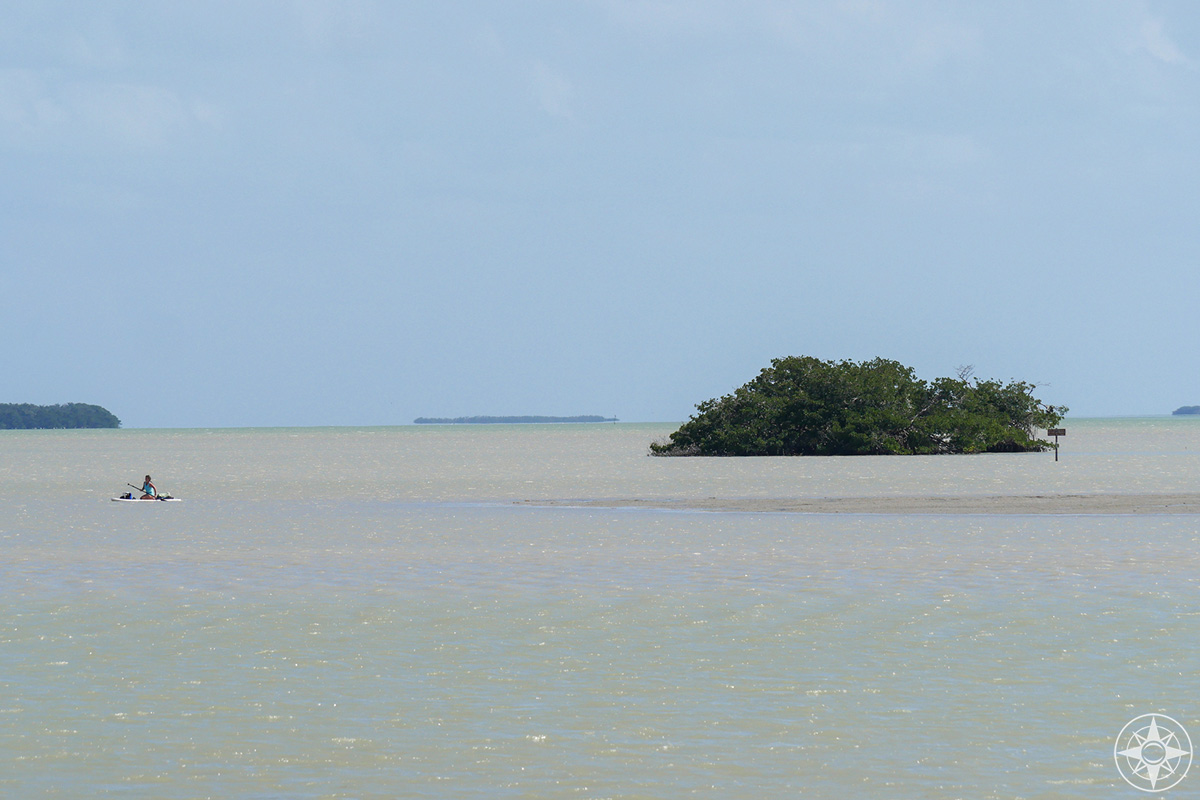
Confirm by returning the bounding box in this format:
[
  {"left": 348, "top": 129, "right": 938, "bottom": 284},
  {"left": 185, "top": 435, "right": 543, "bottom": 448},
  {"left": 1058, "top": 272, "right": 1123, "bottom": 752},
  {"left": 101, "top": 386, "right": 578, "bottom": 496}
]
[{"left": 3, "top": 1, "right": 1198, "bottom": 427}]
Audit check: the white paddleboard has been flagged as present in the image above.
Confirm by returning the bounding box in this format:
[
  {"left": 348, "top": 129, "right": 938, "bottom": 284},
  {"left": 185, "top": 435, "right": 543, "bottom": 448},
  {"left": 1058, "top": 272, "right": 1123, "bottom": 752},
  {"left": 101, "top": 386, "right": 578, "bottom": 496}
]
[{"left": 111, "top": 496, "right": 181, "bottom": 502}]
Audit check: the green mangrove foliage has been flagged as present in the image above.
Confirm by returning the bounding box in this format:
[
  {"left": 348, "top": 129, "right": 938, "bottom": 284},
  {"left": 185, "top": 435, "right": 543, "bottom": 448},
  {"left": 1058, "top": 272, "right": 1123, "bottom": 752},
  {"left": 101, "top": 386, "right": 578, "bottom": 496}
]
[
  {"left": 0, "top": 403, "right": 121, "bottom": 429},
  {"left": 651, "top": 356, "right": 1066, "bottom": 456}
]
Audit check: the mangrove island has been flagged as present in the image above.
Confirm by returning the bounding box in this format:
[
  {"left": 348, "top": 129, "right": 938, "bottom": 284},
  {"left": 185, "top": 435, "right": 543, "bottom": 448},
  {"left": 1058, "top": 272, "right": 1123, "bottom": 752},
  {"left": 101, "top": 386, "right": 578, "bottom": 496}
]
[
  {"left": 651, "top": 356, "right": 1066, "bottom": 456},
  {"left": 0, "top": 403, "right": 121, "bottom": 430}
]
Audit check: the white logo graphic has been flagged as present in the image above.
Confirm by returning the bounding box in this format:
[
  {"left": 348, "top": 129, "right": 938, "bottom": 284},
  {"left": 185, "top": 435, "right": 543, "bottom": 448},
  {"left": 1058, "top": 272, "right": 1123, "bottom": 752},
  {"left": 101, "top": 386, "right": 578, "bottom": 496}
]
[{"left": 1114, "top": 714, "right": 1192, "bottom": 792}]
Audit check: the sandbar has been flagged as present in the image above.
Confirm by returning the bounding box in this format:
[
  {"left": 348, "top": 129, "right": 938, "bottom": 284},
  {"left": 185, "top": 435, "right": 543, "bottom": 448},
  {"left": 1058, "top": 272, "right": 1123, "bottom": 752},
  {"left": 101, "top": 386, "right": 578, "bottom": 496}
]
[{"left": 519, "top": 493, "right": 1200, "bottom": 515}]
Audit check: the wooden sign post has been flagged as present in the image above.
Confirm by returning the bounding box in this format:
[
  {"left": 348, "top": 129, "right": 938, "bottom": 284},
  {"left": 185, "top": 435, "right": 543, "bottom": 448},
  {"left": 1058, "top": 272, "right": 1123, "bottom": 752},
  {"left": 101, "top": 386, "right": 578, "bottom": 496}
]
[{"left": 1047, "top": 428, "right": 1066, "bottom": 461}]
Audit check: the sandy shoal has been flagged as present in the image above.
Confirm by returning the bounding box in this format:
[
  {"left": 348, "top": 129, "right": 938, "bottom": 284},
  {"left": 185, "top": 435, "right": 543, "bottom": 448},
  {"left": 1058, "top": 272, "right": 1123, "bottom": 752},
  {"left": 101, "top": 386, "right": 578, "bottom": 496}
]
[{"left": 518, "top": 493, "right": 1200, "bottom": 515}]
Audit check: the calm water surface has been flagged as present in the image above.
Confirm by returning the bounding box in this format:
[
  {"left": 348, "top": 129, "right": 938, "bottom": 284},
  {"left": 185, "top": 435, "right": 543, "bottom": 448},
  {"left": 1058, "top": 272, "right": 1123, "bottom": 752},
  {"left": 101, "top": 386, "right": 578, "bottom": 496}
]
[{"left": 2, "top": 420, "right": 1200, "bottom": 798}]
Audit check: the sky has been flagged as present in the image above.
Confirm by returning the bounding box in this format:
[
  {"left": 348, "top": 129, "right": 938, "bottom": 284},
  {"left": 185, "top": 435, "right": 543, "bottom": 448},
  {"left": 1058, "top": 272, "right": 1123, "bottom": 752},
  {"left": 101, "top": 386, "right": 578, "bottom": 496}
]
[{"left": 2, "top": 1, "right": 1199, "bottom": 428}]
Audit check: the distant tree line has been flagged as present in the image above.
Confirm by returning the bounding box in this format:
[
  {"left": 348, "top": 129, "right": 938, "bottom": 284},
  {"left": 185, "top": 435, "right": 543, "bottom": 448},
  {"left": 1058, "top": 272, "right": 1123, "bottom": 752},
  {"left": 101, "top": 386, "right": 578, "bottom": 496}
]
[
  {"left": 414, "top": 415, "right": 618, "bottom": 424},
  {"left": 651, "top": 356, "right": 1066, "bottom": 456},
  {"left": 1173, "top": 406, "right": 1200, "bottom": 415},
  {"left": 0, "top": 403, "right": 121, "bottom": 429}
]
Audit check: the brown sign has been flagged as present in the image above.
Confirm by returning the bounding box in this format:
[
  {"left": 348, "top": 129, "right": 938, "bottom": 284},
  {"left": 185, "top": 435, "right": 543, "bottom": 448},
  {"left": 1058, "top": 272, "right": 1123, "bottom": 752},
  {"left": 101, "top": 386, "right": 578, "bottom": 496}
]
[{"left": 1047, "top": 428, "right": 1066, "bottom": 436}]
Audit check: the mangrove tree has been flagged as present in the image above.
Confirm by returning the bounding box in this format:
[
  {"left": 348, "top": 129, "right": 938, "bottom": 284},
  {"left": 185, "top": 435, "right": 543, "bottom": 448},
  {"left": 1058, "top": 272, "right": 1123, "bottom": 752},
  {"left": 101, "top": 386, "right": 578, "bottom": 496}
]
[{"left": 650, "top": 356, "right": 1066, "bottom": 456}]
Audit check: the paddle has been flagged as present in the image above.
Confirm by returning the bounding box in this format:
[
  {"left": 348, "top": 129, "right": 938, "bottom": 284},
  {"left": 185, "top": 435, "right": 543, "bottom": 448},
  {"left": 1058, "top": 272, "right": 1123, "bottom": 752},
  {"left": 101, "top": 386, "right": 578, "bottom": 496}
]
[{"left": 127, "top": 482, "right": 168, "bottom": 500}]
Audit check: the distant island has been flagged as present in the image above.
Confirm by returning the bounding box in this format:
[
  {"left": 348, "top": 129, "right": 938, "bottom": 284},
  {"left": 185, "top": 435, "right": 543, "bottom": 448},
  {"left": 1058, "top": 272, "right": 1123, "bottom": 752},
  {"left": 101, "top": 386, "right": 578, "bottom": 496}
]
[
  {"left": 651, "top": 356, "right": 1066, "bottom": 456},
  {"left": 414, "top": 415, "right": 618, "bottom": 425},
  {"left": 0, "top": 403, "right": 121, "bottom": 429},
  {"left": 1173, "top": 406, "right": 1200, "bottom": 415}
]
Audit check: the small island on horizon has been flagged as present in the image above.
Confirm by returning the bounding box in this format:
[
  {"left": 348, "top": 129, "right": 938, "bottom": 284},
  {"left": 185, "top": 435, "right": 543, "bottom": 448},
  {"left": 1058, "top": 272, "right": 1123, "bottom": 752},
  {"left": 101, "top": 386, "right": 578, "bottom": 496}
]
[
  {"left": 414, "top": 415, "right": 618, "bottom": 425},
  {"left": 0, "top": 403, "right": 121, "bottom": 429},
  {"left": 1173, "top": 406, "right": 1200, "bottom": 415}
]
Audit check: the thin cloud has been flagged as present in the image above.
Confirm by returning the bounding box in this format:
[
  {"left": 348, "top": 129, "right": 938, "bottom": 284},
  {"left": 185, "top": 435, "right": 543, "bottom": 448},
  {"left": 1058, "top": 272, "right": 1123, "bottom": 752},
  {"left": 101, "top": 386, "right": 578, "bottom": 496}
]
[
  {"left": 598, "top": 0, "right": 979, "bottom": 54},
  {"left": 0, "top": 70, "right": 220, "bottom": 150},
  {"left": 595, "top": 0, "right": 728, "bottom": 38},
  {"left": 72, "top": 83, "right": 192, "bottom": 147},
  {"left": 1137, "top": 17, "right": 1191, "bottom": 66},
  {"left": 530, "top": 61, "right": 575, "bottom": 121},
  {"left": 0, "top": 70, "right": 67, "bottom": 143},
  {"left": 294, "top": 0, "right": 376, "bottom": 49}
]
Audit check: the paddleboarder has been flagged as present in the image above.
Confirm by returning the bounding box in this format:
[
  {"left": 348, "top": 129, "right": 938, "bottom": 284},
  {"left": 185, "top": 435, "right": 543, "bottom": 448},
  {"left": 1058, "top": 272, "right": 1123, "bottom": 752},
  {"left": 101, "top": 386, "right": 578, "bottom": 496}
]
[{"left": 140, "top": 475, "right": 157, "bottom": 500}]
